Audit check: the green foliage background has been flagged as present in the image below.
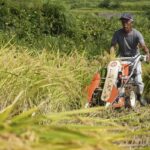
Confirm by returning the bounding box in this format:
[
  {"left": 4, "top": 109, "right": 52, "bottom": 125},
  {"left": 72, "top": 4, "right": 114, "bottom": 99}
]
[{"left": 1, "top": 0, "right": 150, "bottom": 55}]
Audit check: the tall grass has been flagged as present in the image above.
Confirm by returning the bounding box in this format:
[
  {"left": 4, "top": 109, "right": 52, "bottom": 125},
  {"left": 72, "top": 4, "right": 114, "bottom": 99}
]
[
  {"left": 0, "top": 102, "right": 150, "bottom": 150},
  {"left": 0, "top": 45, "right": 104, "bottom": 114},
  {"left": 143, "top": 63, "right": 150, "bottom": 100}
]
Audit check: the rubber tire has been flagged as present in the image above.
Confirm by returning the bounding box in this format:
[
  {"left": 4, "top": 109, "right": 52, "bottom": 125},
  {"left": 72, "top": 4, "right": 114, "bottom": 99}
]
[{"left": 90, "top": 88, "right": 106, "bottom": 107}]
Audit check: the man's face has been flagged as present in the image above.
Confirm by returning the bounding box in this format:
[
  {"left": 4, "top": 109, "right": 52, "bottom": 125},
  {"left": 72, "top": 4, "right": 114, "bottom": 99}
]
[{"left": 121, "top": 19, "right": 132, "bottom": 33}]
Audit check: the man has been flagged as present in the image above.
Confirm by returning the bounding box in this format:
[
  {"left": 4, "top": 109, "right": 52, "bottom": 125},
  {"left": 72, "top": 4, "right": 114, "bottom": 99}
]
[{"left": 110, "top": 13, "right": 150, "bottom": 106}]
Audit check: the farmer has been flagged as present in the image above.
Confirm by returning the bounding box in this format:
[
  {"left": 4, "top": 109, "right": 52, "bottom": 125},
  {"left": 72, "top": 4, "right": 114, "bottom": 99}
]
[{"left": 110, "top": 13, "right": 150, "bottom": 106}]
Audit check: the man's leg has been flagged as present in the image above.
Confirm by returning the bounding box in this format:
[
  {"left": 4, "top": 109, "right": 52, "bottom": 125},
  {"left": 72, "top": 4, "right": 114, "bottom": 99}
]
[
  {"left": 135, "top": 73, "right": 144, "bottom": 95},
  {"left": 135, "top": 62, "right": 147, "bottom": 106}
]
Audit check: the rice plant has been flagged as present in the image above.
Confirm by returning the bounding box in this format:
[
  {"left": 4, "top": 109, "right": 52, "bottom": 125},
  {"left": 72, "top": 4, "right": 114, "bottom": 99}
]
[{"left": 0, "top": 45, "right": 101, "bottom": 114}]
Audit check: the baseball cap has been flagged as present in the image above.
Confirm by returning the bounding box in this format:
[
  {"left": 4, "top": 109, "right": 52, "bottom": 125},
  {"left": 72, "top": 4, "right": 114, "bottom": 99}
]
[{"left": 119, "top": 13, "right": 134, "bottom": 22}]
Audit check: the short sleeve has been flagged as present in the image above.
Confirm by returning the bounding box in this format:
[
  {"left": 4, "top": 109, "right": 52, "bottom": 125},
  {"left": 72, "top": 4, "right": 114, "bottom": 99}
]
[
  {"left": 111, "top": 31, "right": 118, "bottom": 46},
  {"left": 137, "top": 31, "right": 145, "bottom": 45}
]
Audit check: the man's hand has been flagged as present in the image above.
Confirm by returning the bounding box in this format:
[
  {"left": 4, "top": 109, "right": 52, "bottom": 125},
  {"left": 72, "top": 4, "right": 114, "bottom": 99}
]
[
  {"left": 109, "top": 46, "right": 116, "bottom": 60},
  {"left": 146, "top": 54, "right": 150, "bottom": 62},
  {"left": 140, "top": 43, "right": 150, "bottom": 62},
  {"left": 110, "top": 46, "right": 115, "bottom": 55}
]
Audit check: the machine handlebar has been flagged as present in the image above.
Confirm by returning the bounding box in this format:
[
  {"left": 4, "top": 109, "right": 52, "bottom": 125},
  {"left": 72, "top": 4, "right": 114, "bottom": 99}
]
[{"left": 116, "top": 55, "right": 147, "bottom": 62}]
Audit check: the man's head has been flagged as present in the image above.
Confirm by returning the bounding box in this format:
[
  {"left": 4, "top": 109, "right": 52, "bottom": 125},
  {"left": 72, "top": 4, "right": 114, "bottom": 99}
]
[{"left": 120, "top": 13, "right": 134, "bottom": 33}]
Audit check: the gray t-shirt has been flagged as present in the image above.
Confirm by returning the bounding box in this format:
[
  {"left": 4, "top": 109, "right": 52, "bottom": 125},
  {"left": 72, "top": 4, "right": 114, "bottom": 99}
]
[{"left": 111, "top": 28, "right": 145, "bottom": 57}]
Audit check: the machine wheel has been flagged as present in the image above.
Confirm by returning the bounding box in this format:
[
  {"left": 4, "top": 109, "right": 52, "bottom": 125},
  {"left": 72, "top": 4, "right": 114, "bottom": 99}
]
[{"left": 90, "top": 88, "right": 106, "bottom": 107}]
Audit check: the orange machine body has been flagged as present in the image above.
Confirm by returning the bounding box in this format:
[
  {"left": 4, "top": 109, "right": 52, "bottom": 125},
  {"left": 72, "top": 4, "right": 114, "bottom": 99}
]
[{"left": 87, "top": 73, "right": 101, "bottom": 102}]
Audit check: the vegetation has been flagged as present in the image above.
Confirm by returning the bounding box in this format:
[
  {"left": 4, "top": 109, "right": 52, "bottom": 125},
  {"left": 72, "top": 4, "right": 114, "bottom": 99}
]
[
  {"left": 0, "top": 98, "right": 150, "bottom": 150},
  {"left": 1, "top": 0, "right": 150, "bottom": 56},
  {"left": 98, "top": 0, "right": 121, "bottom": 9},
  {"left": 0, "top": 45, "right": 149, "bottom": 114},
  {"left": 0, "top": 45, "right": 150, "bottom": 150},
  {"left": 0, "top": 45, "right": 113, "bottom": 114},
  {"left": 0, "top": 0, "right": 150, "bottom": 149}
]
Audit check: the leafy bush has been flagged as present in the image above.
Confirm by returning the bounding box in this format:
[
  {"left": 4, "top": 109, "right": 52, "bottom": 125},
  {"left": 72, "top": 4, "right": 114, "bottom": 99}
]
[
  {"left": 42, "top": 2, "right": 77, "bottom": 37},
  {"left": 145, "top": 10, "right": 150, "bottom": 20},
  {"left": 0, "top": 1, "right": 76, "bottom": 40},
  {"left": 98, "top": 0, "right": 121, "bottom": 9}
]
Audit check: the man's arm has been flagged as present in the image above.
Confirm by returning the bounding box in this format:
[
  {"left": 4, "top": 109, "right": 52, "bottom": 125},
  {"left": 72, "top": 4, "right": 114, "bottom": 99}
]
[
  {"left": 110, "top": 31, "right": 118, "bottom": 56},
  {"left": 137, "top": 31, "right": 150, "bottom": 61},
  {"left": 140, "top": 43, "right": 150, "bottom": 61}
]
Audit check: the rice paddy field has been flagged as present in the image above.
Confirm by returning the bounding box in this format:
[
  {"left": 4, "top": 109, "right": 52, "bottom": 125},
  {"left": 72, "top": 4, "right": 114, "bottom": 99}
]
[{"left": 0, "top": 0, "right": 150, "bottom": 150}]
